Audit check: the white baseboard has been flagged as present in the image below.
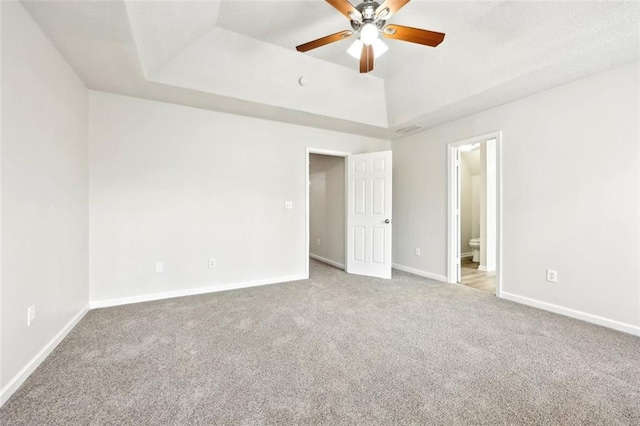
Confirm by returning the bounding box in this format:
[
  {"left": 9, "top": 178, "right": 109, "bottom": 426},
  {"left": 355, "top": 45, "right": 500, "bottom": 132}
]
[
  {"left": 392, "top": 263, "right": 447, "bottom": 282},
  {"left": 1, "top": 304, "right": 89, "bottom": 407},
  {"left": 309, "top": 253, "right": 345, "bottom": 270},
  {"left": 501, "top": 292, "right": 640, "bottom": 337},
  {"left": 460, "top": 252, "right": 473, "bottom": 259},
  {"left": 478, "top": 265, "right": 495, "bottom": 272},
  {"left": 90, "top": 274, "right": 308, "bottom": 309}
]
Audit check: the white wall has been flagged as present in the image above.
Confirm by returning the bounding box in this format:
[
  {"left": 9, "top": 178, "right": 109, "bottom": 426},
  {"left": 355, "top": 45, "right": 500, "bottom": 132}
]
[
  {"left": 459, "top": 150, "right": 477, "bottom": 254},
  {"left": 0, "top": 0, "right": 4, "bottom": 401},
  {"left": 392, "top": 62, "right": 640, "bottom": 333},
  {"left": 479, "top": 140, "right": 496, "bottom": 271},
  {"left": 471, "top": 176, "right": 480, "bottom": 239},
  {"left": 309, "top": 154, "right": 345, "bottom": 267},
  {"left": 1, "top": 0, "right": 89, "bottom": 398},
  {"left": 89, "top": 91, "right": 389, "bottom": 304}
]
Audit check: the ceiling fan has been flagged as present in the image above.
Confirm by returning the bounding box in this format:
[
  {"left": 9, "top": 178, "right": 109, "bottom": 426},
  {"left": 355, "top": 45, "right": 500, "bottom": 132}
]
[{"left": 296, "top": 0, "right": 445, "bottom": 74}]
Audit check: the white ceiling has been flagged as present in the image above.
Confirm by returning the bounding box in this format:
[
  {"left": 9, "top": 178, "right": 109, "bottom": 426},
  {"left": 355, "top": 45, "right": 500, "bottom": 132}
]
[
  {"left": 21, "top": 0, "right": 640, "bottom": 139},
  {"left": 215, "top": 0, "right": 496, "bottom": 78}
]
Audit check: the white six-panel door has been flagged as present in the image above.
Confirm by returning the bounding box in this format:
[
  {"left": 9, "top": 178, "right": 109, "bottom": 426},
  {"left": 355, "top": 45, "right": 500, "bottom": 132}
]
[{"left": 346, "top": 151, "right": 392, "bottom": 279}]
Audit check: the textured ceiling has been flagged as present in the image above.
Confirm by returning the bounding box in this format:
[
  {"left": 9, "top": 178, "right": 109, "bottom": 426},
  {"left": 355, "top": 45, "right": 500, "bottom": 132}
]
[{"left": 19, "top": 0, "right": 640, "bottom": 139}]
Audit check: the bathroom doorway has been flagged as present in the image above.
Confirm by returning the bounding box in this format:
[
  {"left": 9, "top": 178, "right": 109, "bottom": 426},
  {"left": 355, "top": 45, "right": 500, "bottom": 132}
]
[{"left": 447, "top": 132, "right": 502, "bottom": 296}]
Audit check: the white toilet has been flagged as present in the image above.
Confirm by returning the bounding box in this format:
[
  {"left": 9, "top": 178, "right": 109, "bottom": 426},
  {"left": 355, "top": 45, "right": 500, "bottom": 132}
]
[{"left": 469, "top": 238, "right": 480, "bottom": 262}]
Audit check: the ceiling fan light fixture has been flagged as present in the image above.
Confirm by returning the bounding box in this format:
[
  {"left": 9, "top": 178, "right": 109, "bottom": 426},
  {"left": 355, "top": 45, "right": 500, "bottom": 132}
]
[
  {"left": 347, "top": 39, "right": 364, "bottom": 59},
  {"left": 347, "top": 38, "right": 387, "bottom": 60},
  {"left": 360, "top": 23, "right": 379, "bottom": 45},
  {"left": 372, "top": 38, "right": 388, "bottom": 58}
]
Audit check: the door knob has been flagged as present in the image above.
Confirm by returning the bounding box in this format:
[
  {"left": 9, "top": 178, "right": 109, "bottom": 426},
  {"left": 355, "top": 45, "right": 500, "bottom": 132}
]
[{"left": 385, "top": 219, "right": 391, "bottom": 224}]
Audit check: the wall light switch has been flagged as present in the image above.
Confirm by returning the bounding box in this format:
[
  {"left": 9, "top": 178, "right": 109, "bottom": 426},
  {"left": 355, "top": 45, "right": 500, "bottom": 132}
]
[
  {"left": 284, "top": 201, "right": 293, "bottom": 210},
  {"left": 208, "top": 258, "right": 216, "bottom": 269},
  {"left": 317, "top": 238, "right": 321, "bottom": 245},
  {"left": 27, "top": 305, "right": 36, "bottom": 326},
  {"left": 155, "top": 262, "right": 164, "bottom": 273},
  {"left": 415, "top": 247, "right": 421, "bottom": 256},
  {"left": 546, "top": 269, "right": 558, "bottom": 283}
]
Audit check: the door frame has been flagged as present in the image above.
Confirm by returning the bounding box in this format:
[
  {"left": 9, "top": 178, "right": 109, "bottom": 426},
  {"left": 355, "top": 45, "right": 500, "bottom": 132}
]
[
  {"left": 447, "top": 131, "right": 503, "bottom": 297},
  {"left": 305, "top": 148, "right": 351, "bottom": 279}
]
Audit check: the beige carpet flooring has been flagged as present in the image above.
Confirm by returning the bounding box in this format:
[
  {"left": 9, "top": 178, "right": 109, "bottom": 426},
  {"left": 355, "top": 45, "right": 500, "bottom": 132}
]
[{"left": 1, "top": 259, "right": 639, "bottom": 425}]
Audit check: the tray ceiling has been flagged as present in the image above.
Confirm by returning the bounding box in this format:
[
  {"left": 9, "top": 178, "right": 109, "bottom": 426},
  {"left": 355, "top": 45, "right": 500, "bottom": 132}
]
[{"left": 20, "top": 0, "right": 640, "bottom": 139}]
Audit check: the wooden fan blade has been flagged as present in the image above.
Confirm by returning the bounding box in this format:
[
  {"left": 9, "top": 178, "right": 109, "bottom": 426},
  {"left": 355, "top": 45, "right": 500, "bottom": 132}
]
[
  {"left": 382, "top": 24, "right": 445, "bottom": 47},
  {"left": 296, "top": 30, "right": 353, "bottom": 52},
  {"left": 326, "top": 0, "right": 361, "bottom": 21},
  {"left": 359, "top": 44, "right": 374, "bottom": 73},
  {"left": 375, "top": 0, "right": 411, "bottom": 20}
]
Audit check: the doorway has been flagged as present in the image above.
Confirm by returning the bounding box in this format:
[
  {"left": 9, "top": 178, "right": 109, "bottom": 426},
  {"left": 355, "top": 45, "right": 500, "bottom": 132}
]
[
  {"left": 305, "top": 148, "right": 394, "bottom": 280},
  {"left": 447, "top": 132, "right": 502, "bottom": 296},
  {"left": 305, "top": 148, "right": 349, "bottom": 278},
  {"left": 308, "top": 152, "right": 347, "bottom": 275}
]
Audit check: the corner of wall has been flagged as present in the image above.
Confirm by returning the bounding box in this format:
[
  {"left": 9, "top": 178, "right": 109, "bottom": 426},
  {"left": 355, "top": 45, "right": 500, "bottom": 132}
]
[
  {"left": 0, "top": 305, "right": 89, "bottom": 406},
  {"left": 0, "top": 0, "right": 91, "bottom": 406}
]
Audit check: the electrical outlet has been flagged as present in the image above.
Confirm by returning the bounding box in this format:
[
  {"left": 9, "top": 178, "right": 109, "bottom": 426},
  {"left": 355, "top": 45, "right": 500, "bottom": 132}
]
[
  {"left": 317, "top": 238, "right": 321, "bottom": 245},
  {"left": 27, "top": 305, "right": 36, "bottom": 326},
  {"left": 546, "top": 269, "right": 558, "bottom": 283},
  {"left": 208, "top": 258, "right": 216, "bottom": 269},
  {"left": 284, "top": 201, "right": 293, "bottom": 210},
  {"left": 415, "top": 247, "right": 421, "bottom": 256},
  {"left": 155, "top": 262, "right": 164, "bottom": 273}
]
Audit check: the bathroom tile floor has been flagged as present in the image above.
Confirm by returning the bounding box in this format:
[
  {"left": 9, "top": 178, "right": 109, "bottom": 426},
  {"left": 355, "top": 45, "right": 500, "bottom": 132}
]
[{"left": 461, "top": 258, "right": 496, "bottom": 294}]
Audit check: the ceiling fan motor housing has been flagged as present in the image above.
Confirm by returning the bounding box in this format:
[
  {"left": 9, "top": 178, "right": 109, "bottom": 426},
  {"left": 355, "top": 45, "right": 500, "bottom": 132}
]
[
  {"left": 351, "top": 1, "right": 386, "bottom": 32},
  {"left": 356, "top": 0, "right": 380, "bottom": 19}
]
